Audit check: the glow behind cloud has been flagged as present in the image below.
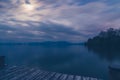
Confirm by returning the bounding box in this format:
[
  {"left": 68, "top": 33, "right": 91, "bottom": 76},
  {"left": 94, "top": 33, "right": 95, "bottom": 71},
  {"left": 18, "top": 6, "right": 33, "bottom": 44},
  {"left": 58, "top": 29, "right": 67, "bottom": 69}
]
[{"left": 22, "top": 4, "right": 34, "bottom": 11}]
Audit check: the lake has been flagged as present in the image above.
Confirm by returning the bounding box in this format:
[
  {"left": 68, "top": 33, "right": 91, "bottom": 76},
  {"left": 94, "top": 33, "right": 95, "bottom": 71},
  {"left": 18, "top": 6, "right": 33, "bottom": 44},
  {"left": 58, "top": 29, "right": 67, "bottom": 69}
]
[{"left": 0, "top": 45, "right": 120, "bottom": 80}]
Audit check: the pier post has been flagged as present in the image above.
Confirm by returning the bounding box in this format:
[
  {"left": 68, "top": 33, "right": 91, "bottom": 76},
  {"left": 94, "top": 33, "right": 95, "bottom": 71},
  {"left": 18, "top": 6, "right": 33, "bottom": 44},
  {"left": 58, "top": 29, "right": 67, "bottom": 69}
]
[{"left": 0, "top": 56, "right": 5, "bottom": 68}]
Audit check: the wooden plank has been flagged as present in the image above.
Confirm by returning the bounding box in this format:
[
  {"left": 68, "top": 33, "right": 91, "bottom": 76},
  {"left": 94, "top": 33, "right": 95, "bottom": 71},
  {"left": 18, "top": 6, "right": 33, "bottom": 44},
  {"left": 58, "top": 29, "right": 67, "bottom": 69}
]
[
  {"left": 90, "top": 77, "right": 99, "bottom": 80},
  {"left": 2, "top": 68, "right": 28, "bottom": 80},
  {"left": 28, "top": 70, "right": 44, "bottom": 80},
  {"left": 83, "top": 76, "right": 91, "bottom": 80},
  {"left": 0, "top": 66, "right": 17, "bottom": 74},
  {"left": 74, "top": 76, "right": 81, "bottom": 80},
  {"left": 9, "top": 68, "right": 35, "bottom": 80},
  {"left": 34, "top": 71, "right": 49, "bottom": 80},
  {"left": 17, "top": 68, "right": 36, "bottom": 80},
  {"left": 0, "top": 67, "right": 27, "bottom": 80},
  {"left": 4, "top": 66, "right": 17, "bottom": 72},
  {"left": 58, "top": 74, "right": 68, "bottom": 80},
  {"left": 0, "top": 66, "right": 17, "bottom": 76},
  {"left": 0, "top": 67, "right": 23, "bottom": 78},
  {"left": 25, "top": 70, "right": 41, "bottom": 80},
  {"left": 67, "top": 75, "right": 74, "bottom": 80},
  {"left": 42, "top": 72, "right": 56, "bottom": 80},
  {"left": 51, "top": 73, "right": 62, "bottom": 80}
]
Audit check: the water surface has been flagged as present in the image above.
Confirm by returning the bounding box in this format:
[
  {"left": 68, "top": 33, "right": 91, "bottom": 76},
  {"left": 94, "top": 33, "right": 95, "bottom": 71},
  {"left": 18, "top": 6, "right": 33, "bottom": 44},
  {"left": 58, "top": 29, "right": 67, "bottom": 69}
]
[{"left": 0, "top": 45, "right": 120, "bottom": 80}]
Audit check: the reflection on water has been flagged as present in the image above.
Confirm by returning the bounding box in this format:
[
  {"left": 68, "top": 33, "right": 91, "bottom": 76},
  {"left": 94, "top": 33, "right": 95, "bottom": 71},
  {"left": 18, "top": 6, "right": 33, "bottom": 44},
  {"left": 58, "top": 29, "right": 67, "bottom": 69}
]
[
  {"left": 86, "top": 45, "right": 120, "bottom": 63},
  {"left": 86, "top": 45, "right": 120, "bottom": 80},
  {"left": 0, "top": 45, "right": 120, "bottom": 80}
]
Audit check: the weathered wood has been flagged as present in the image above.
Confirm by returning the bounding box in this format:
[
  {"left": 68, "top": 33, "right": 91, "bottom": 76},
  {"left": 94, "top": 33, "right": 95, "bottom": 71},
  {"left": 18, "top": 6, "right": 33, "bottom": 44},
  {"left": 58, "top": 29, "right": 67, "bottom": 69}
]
[
  {"left": 58, "top": 74, "right": 68, "bottom": 80},
  {"left": 0, "top": 66, "right": 17, "bottom": 76},
  {"left": 25, "top": 70, "right": 41, "bottom": 80},
  {"left": 82, "top": 76, "right": 90, "bottom": 80},
  {"left": 19, "top": 68, "right": 36, "bottom": 80},
  {"left": 90, "top": 78, "right": 99, "bottom": 80},
  {"left": 74, "top": 76, "right": 81, "bottom": 80},
  {"left": 0, "top": 66, "right": 102, "bottom": 80},
  {"left": 42, "top": 72, "right": 56, "bottom": 80},
  {"left": 51, "top": 73, "right": 62, "bottom": 80},
  {"left": 30, "top": 70, "right": 44, "bottom": 80},
  {"left": 0, "top": 67, "right": 27, "bottom": 80},
  {"left": 35, "top": 71, "right": 49, "bottom": 80},
  {"left": 67, "top": 75, "right": 74, "bottom": 80},
  {"left": 10, "top": 68, "right": 35, "bottom": 80}
]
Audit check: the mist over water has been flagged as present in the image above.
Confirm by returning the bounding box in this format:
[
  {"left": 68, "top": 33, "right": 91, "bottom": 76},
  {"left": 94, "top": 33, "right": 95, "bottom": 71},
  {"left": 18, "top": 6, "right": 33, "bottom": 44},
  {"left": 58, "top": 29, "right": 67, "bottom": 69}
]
[{"left": 0, "top": 45, "right": 120, "bottom": 80}]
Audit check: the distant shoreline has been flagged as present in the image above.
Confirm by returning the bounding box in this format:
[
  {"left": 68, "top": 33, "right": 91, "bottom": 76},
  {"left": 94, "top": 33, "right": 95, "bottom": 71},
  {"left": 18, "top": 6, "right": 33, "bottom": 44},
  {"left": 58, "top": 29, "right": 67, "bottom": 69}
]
[{"left": 0, "top": 41, "right": 84, "bottom": 46}]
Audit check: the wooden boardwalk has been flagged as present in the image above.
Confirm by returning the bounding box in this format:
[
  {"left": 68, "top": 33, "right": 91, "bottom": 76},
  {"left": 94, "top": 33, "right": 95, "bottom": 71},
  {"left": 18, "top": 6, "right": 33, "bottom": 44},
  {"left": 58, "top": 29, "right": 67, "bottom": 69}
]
[{"left": 0, "top": 66, "right": 102, "bottom": 80}]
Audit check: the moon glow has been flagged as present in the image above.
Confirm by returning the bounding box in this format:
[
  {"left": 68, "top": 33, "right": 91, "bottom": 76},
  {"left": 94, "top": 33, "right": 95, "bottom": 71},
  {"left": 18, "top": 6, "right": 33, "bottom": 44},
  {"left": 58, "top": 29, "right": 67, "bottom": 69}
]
[{"left": 22, "top": 3, "right": 35, "bottom": 11}]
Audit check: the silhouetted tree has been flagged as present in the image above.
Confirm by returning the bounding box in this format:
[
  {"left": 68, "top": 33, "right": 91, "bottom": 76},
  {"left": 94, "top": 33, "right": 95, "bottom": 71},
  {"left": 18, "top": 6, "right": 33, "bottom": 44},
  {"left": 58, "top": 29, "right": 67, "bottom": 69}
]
[{"left": 85, "top": 28, "right": 120, "bottom": 48}]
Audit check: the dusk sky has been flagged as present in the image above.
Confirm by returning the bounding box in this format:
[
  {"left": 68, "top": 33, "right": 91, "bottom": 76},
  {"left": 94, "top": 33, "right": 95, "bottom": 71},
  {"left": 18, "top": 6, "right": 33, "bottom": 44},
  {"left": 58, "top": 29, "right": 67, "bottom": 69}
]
[{"left": 0, "top": 0, "right": 120, "bottom": 42}]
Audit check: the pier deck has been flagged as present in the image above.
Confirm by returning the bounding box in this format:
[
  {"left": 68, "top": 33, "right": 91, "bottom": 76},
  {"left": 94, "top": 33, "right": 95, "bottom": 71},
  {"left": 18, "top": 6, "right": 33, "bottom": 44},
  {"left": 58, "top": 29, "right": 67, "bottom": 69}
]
[{"left": 0, "top": 66, "right": 102, "bottom": 80}]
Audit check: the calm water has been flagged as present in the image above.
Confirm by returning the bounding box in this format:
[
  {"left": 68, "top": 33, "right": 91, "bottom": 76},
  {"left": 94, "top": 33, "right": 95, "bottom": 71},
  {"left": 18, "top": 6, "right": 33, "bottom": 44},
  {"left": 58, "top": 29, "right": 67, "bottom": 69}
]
[{"left": 0, "top": 45, "right": 120, "bottom": 80}]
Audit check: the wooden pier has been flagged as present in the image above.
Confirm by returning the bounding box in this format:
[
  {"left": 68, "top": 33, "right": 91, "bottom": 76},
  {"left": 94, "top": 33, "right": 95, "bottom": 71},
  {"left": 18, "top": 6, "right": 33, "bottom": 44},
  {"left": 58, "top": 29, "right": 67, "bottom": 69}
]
[{"left": 0, "top": 66, "right": 102, "bottom": 80}]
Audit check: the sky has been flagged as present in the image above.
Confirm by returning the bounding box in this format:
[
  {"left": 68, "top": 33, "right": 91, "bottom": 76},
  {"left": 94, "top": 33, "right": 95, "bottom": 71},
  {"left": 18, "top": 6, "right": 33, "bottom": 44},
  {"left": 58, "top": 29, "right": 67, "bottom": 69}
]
[{"left": 0, "top": 0, "right": 120, "bottom": 42}]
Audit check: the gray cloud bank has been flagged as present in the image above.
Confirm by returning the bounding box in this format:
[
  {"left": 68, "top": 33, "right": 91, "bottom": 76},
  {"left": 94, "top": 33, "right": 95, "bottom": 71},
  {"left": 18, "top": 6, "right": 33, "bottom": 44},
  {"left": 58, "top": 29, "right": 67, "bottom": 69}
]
[{"left": 0, "top": 0, "right": 120, "bottom": 42}]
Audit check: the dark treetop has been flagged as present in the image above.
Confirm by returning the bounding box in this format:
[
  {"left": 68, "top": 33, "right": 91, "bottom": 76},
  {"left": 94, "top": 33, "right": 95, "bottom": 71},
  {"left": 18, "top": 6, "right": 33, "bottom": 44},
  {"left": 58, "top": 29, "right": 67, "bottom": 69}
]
[{"left": 85, "top": 28, "right": 120, "bottom": 48}]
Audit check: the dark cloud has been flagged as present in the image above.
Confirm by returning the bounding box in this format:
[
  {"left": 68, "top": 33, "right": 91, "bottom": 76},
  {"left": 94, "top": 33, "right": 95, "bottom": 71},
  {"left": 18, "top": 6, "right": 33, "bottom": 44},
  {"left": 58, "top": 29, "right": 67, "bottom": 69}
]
[
  {"left": 0, "top": 0, "right": 120, "bottom": 42},
  {"left": 74, "top": 0, "right": 101, "bottom": 5},
  {"left": 0, "top": 22, "right": 88, "bottom": 42},
  {"left": 104, "top": 0, "right": 120, "bottom": 5},
  {"left": 0, "top": 25, "right": 17, "bottom": 31},
  {"left": 0, "top": 0, "right": 10, "bottom": 2},
  {"left": 37, "top": 22, "right": 81, "bottom": 35}
]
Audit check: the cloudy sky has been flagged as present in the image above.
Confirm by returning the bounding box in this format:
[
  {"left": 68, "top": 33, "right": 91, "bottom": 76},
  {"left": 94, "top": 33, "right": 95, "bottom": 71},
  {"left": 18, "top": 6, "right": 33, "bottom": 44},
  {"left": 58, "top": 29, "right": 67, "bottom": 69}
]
[{"left": 0, "top": 0, "right": 120, "bottom": 42}]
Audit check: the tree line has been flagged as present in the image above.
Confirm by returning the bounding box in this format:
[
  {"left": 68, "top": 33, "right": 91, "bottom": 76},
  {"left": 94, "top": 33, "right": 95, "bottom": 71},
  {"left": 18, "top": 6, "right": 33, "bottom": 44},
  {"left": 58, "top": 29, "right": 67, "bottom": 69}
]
[{"left": 85, "top": 28, "right": 120, "bottom": 47}]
